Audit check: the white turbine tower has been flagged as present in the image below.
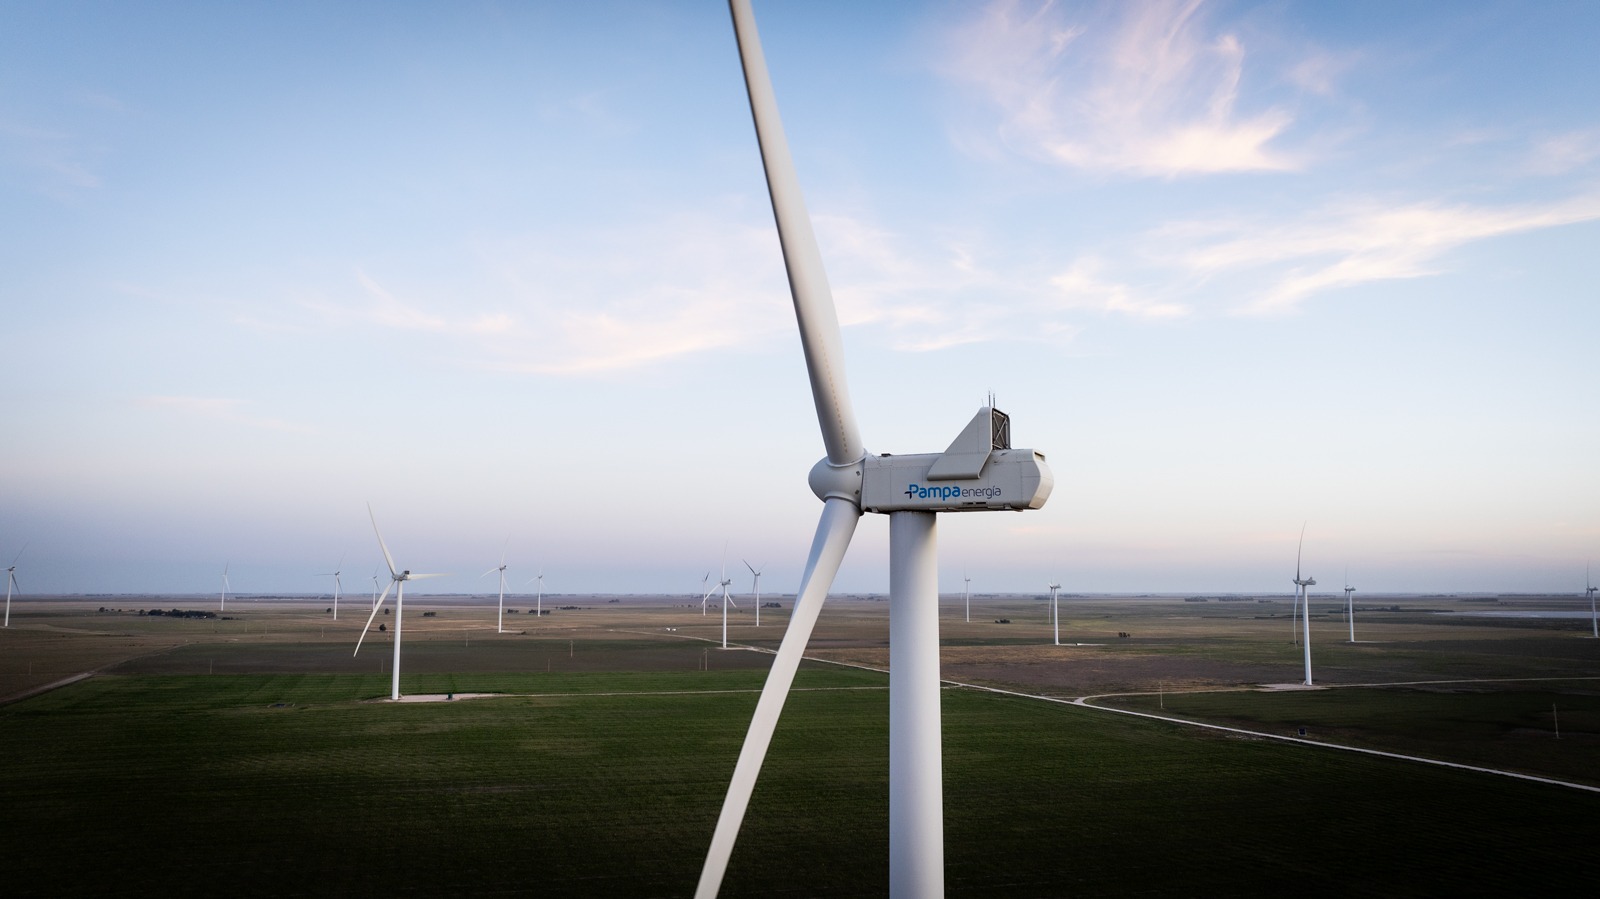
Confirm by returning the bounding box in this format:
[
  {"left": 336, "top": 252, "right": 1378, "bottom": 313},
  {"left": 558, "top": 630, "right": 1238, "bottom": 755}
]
[
  {"left": 319, "top": 556, "right": 344, "bottom": 620},
  {"left": 963, "top": 571, "right": 971, "bottom": 623},
  {"left": 1587, "top": 564, "right": 1597, "bottom": 639},
  {"left": 484, "top": 540, "right": 509, "bottom": 634},
  {"left": 719, "top": 562, "right": 738, "bottom": 649},
  {"left": 355, "top": 505, "right": 446, "bottom": 701},
  {"left": 1293, "top": 528, "right": 1315, "bottom": 686},
  {"left": 529, "top": 569, "right": 545, "bottom": 619},
  {"left": 744, "top": 560, "right": 763, "bottom": 627},
  {"left": 1048, "top": 581, "right": 1062, "bottom": 646},
  {"left": 1344, "top": 571, "right": 1356, "bottom": 643},
  {"left": 697, "top": 4, "right": 1054, "bottom": 895},
  {"left": 219, "top": 562, "right": 230, "bottom": 612},
  {"left": 4, "top": 544, "right": 24, "bottom": 628}
]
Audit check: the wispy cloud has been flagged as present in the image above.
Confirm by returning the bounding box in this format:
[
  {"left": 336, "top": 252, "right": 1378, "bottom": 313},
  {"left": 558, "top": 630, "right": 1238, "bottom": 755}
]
[
  {"left": 1162, "top": 193, "right": 1600, "bottom": 313},
  {"left": 1526, "top": 128, "right": 1600, "bottom": 176},
  {"left": 135, "top": 396, "right": 316, "bottom": 434},
  {"left": 1049, "top": 258, "right": 1189, "bottom": 319},
  {"left": 939, "top": 0, "right": 1301, "bottom": 176}
]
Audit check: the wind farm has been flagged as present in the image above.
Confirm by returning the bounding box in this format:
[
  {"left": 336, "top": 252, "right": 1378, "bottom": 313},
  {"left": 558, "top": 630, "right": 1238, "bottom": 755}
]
[{"left": 2, "top": 0, "right": 1598, "bottom": 897}]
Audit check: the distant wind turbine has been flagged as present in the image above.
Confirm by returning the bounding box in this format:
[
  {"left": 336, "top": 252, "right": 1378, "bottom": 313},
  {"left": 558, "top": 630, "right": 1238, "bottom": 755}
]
[
  {"left": 1587, "top": 564, "right": 1597, "bottom": 639},
  {"left": 963, "top": 570, "right": 971, "bottom": 623},
  {"left": 700, "top": 572, "right": 716, "bottom": 617},
  {"left": 1344, "top": 570, "right": 1356, "bottom": 643},
  {"left": 527, "top": 568, "right": 545, "bottom": 618},
  {"left": 1048, "top": 581, "right": 1062, "bottom": 646},
  {"left": 3, "top": 543, "right": 23, "bottom": 627},
  {"left": 483, "top": 540, "right": 509, "bottom": 633},
  {"left": 319, "top": 556, "right": 344, "bottom": 620},
  {"left": 1293, "top": 527, "right": 1315, "bottom": 686},
  {"left": 370, "top": 567, "right": 380, "bottom": 610},
  {"left": 220, "top": 562, "right": 230, "bottom": 612},
  {"left": 355, "top": 505, "right": 447, "bottom": 701},
  {"left": 718, "top": 562, "right": 738, "bottom": 649},
  {"left": 744, "top": 560, "right": 763, "bottom": 627}
]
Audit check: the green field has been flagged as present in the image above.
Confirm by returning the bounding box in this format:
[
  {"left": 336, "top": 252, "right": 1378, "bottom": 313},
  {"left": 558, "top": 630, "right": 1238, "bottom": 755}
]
[{"left": 2, "top": 595, "right": 1597, "bottom": 895}]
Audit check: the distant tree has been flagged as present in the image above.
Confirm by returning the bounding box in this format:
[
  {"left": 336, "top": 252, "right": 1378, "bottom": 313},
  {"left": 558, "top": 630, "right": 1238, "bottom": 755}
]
[{"left": 379, "top": 623, "right": 387, "bottom": 632}]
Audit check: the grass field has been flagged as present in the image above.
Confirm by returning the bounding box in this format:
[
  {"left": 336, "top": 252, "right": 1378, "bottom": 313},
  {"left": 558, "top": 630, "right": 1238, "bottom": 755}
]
[{"left": 2, "top": 594, "right": 1597, "bottom": 895}]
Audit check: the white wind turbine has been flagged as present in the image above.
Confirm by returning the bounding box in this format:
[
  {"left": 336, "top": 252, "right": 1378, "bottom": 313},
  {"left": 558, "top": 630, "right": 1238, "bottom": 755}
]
[
  {"left": 1048, "top": 581, "right": 1062, "bottom": 646},
  {"left": 744, "top": 560, "right": 763, "bottom": 627},
  {"left": 483, "top": 540, "right": 509, "bottom": 634},
  {"left": 355, "top": 505, "right": 447, "bottom": 701},
  {"left": 4, "top": 544, "right": 24, "bottom": 628},
  {"left": 319, "top": 556, "right": 344, "bottom": 620},
  {"left": 963, "top": 571, "right": 971, "bottom": 623},
  {"left": 370, "top": 567, "right": 380, "bottom": 610},
  {"left": 527, "top": 568, "right": 545, "bottom": 619},
  {"left": 1587, "top": 564, "right": 1597, "bottom": 639},
  {"left": 700, "top": 572, "right": 716, "bottom": 617},
  {"left": 1344, "top": 570, "right": 1356, "bottom": 643},
  {"left": 697, "top": 4, "right": 1054, "bottom": 895},
  {"left": 219, "top": 562, "right": 230, "bottom": 612},
  {"left": 1293, "top": 528, "right": 1315, "bottom": 686},
  {"left": 718, "top": 562, "right": 738, "bottom": 649}
]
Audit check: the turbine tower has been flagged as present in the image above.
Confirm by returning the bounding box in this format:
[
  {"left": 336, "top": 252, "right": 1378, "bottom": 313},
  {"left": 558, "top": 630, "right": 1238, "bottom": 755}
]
[
  {"left": 744, "top": 560, "right": 763, "bottom": 627},
  {"left": 1048, "top": 581, "right": 1062, "bottom": 646},
  {"left": 963, "top": 571, "right": 971, "bottom": 623},
  {"left": 319, "top": 556, "right": 344, "bottom": 620},
  {"left": 1293, "top": 528, "right": 1315, "bottom": 686},
  {"left": 3, "top": 543, "right": 22, "bottom": 627},
  {"left": 483, "top": 540, "right": 509, "bottom": 634},
  {"left": 219, "top": 562, "right": 230, "bottom": 612},
  {"left": 532, "top": 569, "right": 545, "bottom": 619},
  {"left": 697, "top": 4, "right": 1054, "bottom": 895},
  {"left": 719, "top": 562, "right": 737, "bottom": 649},
  {"left": 355, "top": 505, "right": 446, "bottom": 701},
  {"left": 1343, "top": 571, "right": 1356, "bottom": 643}
]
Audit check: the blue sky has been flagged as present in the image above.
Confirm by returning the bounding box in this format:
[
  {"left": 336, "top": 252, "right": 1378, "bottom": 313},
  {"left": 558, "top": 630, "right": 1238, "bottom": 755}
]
[{"left": 3, "top": 0, "right": 1597, "bottom": 597}]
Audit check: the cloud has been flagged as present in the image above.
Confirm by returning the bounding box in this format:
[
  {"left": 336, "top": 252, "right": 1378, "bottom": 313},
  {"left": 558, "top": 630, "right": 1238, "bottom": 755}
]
[
  {"left": 1154, "top": 192, "right": 1600, "bottom": 313},
  {"left": 1049, "top": 258, "right": 1189, "bottom": 319},
  {"left": 939, "top": 0, "right": 1301, "bottom": 176},
  {"left": 1527, "top": 128, "right": 1600, "bottom": 175},
  {"left": 135, "top": 396, "right": 316, "bottom": 434}
]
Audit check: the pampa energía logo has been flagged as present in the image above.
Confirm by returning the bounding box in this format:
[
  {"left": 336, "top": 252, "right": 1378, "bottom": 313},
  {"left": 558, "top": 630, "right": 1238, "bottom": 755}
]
[{"left": 903, "top": 483, "right": 1003, "bottom": 501}]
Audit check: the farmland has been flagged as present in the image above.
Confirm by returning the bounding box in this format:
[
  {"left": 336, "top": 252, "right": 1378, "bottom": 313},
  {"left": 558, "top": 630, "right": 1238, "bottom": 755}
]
[{"left": 1, "top": 592, "right": 1597, "bottom": 895}]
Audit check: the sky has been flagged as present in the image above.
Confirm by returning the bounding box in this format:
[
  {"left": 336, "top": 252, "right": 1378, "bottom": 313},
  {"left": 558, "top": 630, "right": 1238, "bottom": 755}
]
[{"left": 2, "top": 0, "right": 1597, "bottom": 598}]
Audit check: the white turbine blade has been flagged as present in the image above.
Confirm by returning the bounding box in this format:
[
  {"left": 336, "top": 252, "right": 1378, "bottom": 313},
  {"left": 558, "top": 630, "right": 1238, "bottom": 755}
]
[
  {"left": 696, "top": 496, "right": 860, "bottom": 898},
  {"left": 481, "top": 567, "right": 500, "bottom": 578},
  {"left": 354, "top": 581, "right": 395, "bottom": 656},
  {"left": 368, "top": 503, "right": 398, "bottom": 578},
  {"left": 743, "top": 558, "right": 757, "bottom": 576},
  {"left": 407, "top": 572, "right": 449, "bottom": 580},
  {"left": 10, "top": 543, "right": 26, "bottom": 566},
  {"left": 1295, "top": 523, "right": 1306, "bottom": 581},
  {"left": 730, "top": 0, "right": 863, "bottom": 467}
]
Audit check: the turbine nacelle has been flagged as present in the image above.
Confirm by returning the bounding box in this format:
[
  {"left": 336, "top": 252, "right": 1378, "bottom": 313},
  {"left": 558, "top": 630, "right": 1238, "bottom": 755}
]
[{"left": 807, "top": 405, "right": 1054, "bottom": 514}]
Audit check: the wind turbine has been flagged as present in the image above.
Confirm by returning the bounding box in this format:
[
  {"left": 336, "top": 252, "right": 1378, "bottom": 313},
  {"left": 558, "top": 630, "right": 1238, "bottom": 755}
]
[
  {"left": 1344, "top": 570, "right": 1356, "bottom": 643},
  {"left": 1587, "top": 564, "right": 1597, "bottom": 639},
  {"left": 744, "top": 560, "right": 763, "bottom": 627},
  {"left": 700, "top": 572, "right": 716, "bottom": 617},
  {"left": 483, "top": 540, "right": 509, "bottom": 634},
  {"left": 1293, "top": 528, "right": 1315, "bottom": 686},
  {"left": 3, "top": 543, "right": 22, "bottom": 627},
  {"left": 220, "top": 562, "right": 230, "bottom": 612},
  {"left": 355, "top": 505, "right": 446, "bottom": 701},
  {"left": 1048, "top": 581, "right": 1062, "bottom": 646},
  {"left": 370, "top": 567, "right": 380, "bottom": 610},
  {"left": 963, "top": 571, "right": 971, "bottom": 623},
  {"left": 527, "top": 568, "right": 545, "bottom": 618},
  {"left": 718, "top": 561, "right": 738, "bottom": 649},
  {"left": 697, "top": 4, "right": 1054, "bottom": 895},
  {"left": 319, "top": 556, "right": 344, "bottom": 620}
]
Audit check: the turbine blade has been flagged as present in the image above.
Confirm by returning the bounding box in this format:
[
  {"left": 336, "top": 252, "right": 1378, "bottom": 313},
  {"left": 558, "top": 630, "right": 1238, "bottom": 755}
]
[
  {"left": 482, "top": 568, "right": 500, "bottom": 578},
  {"left": 407, "top": 572, "right": 449, "bottom": 580},
  {"left": 696, "top": 496, "right": 860, "bottom": 898},
  {"left": 1296, "top": 523, "right": 1306, "bottom": 580},
  {"left": 730, "top": 0, "right": 863, "bottom": 467},
  {"left": 10, "top": 543, "right": 26, "bottom": 566},
  {"left": 354, "top": 581, "right": 395, "bottom": 656},
  {"left": 368, "top": 503, "right": 398, "bottom": 578},
  {"left": 744, "top": 559, "right": 757, "bottom": 576}
]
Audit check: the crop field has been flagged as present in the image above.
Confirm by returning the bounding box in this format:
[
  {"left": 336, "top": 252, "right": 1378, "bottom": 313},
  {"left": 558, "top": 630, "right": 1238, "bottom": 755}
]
[{"left": 1, "top": 593, "right": 1597, "bottom": 895}]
